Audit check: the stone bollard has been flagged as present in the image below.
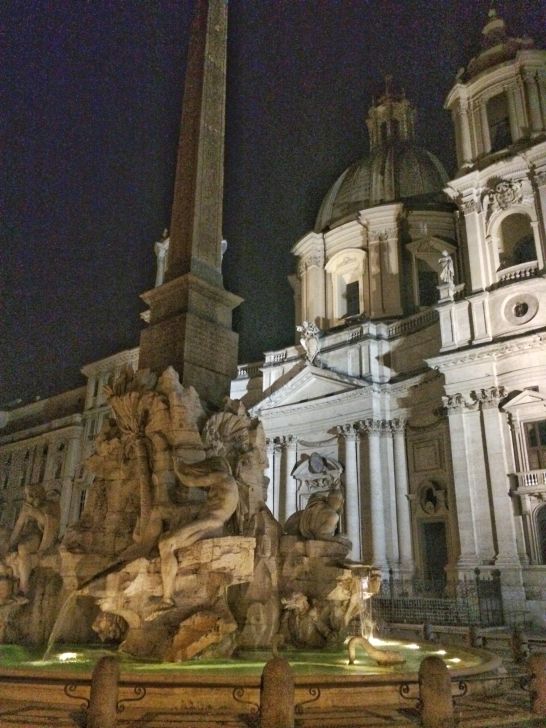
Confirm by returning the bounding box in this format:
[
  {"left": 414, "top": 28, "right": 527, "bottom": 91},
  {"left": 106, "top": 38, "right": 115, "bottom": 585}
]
[
  {"left": 423, "top": 621, "right": 436, "bottom": 642},
  {"left": 260, "top": 656, "right": 294, "bottom": 728},
  {"left": 468, "top": 625, "right": 483, "bottom": 648},
  {"left": 528, "top": 653, "right": 546, "bottom": 716},
  {"left": 87, "top": 655, "right": 120, "bottom": 728},
  {"left": 511, "top": 626, "right": 529, "bottom": 663},
  {"left": 419, "top": 656, "right": 454, "bottom": 728}
]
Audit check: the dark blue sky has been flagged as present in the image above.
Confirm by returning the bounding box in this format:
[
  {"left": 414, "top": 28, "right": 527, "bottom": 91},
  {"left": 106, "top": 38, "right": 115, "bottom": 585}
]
[{"left": 1, "top": 0, "right": 544, "bottom": 404}]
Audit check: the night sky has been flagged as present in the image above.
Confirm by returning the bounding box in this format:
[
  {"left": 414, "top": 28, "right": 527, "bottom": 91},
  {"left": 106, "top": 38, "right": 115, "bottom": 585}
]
[{"left": 2, "top": 0, "right": 544, "bottom": 405}]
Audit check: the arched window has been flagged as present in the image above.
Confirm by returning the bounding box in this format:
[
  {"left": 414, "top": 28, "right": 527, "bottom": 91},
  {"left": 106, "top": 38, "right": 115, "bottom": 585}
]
[
  {"left": 498, "top": 213, "right": 535, "bottom": 269},
  {"left": 325, "top": 249, "right": 366, "bottom": 322},
  {"left": 537, "top": 505, "right": 546, "bottom": 565},
  {"left": 487, "top": 92, "right": 511, "bottom": 152}
]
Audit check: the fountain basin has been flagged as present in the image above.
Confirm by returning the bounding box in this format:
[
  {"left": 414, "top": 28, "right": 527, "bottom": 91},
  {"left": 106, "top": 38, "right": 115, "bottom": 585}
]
[{"left": 0, "top": 640, "right": 504, "bottom": 721}]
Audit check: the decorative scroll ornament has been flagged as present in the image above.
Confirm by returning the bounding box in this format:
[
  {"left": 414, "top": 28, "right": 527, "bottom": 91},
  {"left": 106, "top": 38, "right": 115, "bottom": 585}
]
[
  {"left": 482, "top": 178, "right": 523, "bottom": 219},
  {"left": 494, "top": 180, "right": 523, "bottom": 209}
]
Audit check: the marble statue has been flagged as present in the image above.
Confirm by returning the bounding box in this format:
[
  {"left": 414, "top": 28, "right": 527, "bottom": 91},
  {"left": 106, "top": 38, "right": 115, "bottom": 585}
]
[
  {"left": 296, "top": 320, "right": 321, "bottom": 364},
  {"left": 284, "top": 488, "right": 346, "bottom": 542},
  {"left": 280, "top": 592, "right": 333, "bottom": 648},
  {"left": 8, "top": 484, "right": 60, "bottom": 595},
  {"left": 158, "top": 455, "right": 239, "bottom": 606},
  {"left": 438, "top": 250, "right": 454, "bottom": 285}
]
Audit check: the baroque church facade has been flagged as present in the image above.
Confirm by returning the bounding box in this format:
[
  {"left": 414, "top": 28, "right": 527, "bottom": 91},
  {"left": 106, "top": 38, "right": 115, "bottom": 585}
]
[{"left": 1, "top": 9, "right": 546, "bottom": 625}]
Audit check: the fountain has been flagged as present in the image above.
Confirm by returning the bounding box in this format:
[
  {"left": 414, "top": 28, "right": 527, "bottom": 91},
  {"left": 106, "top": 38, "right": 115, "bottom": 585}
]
[
  {"left": 0, "top": 365, "right": 503, "bottom": 724},
  {"left": 0, "top": 3, "right": 506, "bottom": 721}
]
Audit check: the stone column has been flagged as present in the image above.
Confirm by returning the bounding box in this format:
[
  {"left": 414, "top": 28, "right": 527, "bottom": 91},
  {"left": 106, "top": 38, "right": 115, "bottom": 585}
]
[
  {"left": 539, "top": 75, "right": 546, "bottom": 126},
  {"left": 272, "top": 441, "right": 283, "bottom": 521},
  {"left": 265, "top": 439, "right": 274, "bottom": 512},
  {"left": 359, "top": 419, "right": 387, "bottom": 569},
  {"left": 96, "top": 372, "right": 108, "bottom": 407},
  {"left": 478, "top": 388, "right": 520, "bottom": 565},
  {"left": 457, "top": 102, "right": 473, "bottom": 166},
  {"left": 306, "top": 252, "right": 326, "bottom": 325},
  {"left": 506, "top": 89, "right": 521, "bottom": 141},
  {"left": 478, "top": 387, "right": 526, "bottom": 620},
  {"left": 524, "top": 72, "right": 543, "bottom": 133},
  {"left": 391, "top": 418, "right": 414, "bottom": 572},
  {"left": 443, "top": 395, "right": 480, "bottom": 570},
  {"left": 479, "top": 101, "right": 491, "bottom": 153},
  {"left": 337, "top": 424, "right": 361, "bottom": 560},
  {"left": 460, "top": 199, "right": 489, "bottom": 292},
  {"left": 381, "top": 422, "right": 398, "bottom": 565},
  {"left": 60, "top": 435, "right": 82, "bottom": 534},
  {"left": 283, "top": 436, "right": 298, "bottom": 521}
]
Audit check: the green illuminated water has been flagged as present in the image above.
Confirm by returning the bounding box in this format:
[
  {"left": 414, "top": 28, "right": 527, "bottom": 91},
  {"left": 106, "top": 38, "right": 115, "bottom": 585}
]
[{"left": 0, "top": 640, "right": 485, "bottom": 677}]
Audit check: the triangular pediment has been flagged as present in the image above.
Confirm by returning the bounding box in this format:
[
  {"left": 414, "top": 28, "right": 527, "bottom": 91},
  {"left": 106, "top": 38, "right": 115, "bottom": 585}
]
[
  {"left": 502, "top": 389, "right": 546, "bottom": 411},
  {"left": 253, "top": 365, "right": 367, "bottom": 412}
]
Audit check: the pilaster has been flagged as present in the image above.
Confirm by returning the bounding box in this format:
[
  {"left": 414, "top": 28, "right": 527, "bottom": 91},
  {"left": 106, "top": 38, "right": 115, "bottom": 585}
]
[
  {"left": 524, "top": 71, "right": 543, "bottom": 134},
  {"left": 391, "top": 418, "right": 414, "bottom": 573},
  {"left": 336, "top": 424, "right": 361, "bottom": 560},
  {"left": 282, "top": 435, "right": 298, "bottom": 521},
  {"left": 265, "top": 439, "right": 275, "bottom": 513},
  {"left": 476, "top": 386, "right": 520, "bottom": 567},
  {"left": 358, "top": 418, "right": 387, "bottom": 569},
  {"left": 442, "top": 394, "right": 481, "bottom": 570}
]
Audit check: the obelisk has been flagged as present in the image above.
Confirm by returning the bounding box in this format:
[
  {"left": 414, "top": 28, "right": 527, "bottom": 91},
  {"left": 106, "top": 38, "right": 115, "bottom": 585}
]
[{"left": 139, "top": 0, "right": 242, "bottom": 405}]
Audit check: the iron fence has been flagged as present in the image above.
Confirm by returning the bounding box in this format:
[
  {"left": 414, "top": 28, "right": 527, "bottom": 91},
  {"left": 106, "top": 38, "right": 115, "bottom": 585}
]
[{"left": 371, "top": 568, "right": 504, "bottom": 627}]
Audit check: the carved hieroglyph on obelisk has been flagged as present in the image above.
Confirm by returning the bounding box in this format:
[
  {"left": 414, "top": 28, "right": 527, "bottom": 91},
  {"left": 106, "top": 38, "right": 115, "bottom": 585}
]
[{"left": 139, "top": 0, "right": 242, "bottom": 405}]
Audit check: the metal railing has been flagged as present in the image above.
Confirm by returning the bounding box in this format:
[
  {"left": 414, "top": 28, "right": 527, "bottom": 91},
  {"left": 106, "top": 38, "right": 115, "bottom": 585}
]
[{"left": 371, "top": 569, "right": 504, "bottom": 627}]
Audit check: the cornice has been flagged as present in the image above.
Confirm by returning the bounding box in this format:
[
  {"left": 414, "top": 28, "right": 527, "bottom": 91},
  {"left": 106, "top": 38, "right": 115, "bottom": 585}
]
[
  {"left": 254, "top": 384, "right": 374, "bottom": 418},
  {"left": 81, "top": 348, "right": 139, "bottom": 376},
  {"left": 0, "top": 416, "right": 83, "bottom": 448},
  {"left": 428, "top": 330, "right": 546, "bottom": 371}
]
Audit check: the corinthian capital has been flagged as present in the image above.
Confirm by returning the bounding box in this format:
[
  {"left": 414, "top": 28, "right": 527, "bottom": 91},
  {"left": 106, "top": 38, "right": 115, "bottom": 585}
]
[
  {"left": 390, "top": 417, "right": 407, "bottom": 433},
  {"left": 473, "top": 386, "right": 506, "bottom": 410},
  {"left": 357, "top": 418, "right": 383, "bottom": 434},
  {"left": 336, "top": 424, "right": 358, "bottom": 441},
  {"left": 442, "top": 393, "right": 466, "bottom": 413}
]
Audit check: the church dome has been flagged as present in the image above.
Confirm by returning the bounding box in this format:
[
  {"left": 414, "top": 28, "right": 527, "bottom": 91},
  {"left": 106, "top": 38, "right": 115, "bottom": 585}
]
[{"left": 315, "top": 84, "right": 449, "bottom": 232}]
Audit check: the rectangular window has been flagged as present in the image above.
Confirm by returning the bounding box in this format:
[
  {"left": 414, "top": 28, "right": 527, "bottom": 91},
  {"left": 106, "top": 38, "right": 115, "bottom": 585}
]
[
  {"left": 79, "top": 489, "right": 88, "bottom": 517},
  {"left": 487, "top": 92, "right": 511, "bottom": 152},
  {"left": 345, "top": 281, "right": 360, "bottom": 317},
  {"left": 525, "top": 420, "right": 546, "bottom": 470}
]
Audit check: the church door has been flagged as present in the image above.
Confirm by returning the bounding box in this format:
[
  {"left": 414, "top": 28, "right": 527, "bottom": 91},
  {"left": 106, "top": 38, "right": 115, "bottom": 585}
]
[{"left": 421, "top": 521, "right": 448, "bottom": 588}]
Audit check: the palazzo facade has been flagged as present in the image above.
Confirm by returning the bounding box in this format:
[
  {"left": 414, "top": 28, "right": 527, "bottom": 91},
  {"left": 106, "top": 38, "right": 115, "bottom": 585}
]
[{"left": 1, "top": 9, "right": 546, "bottom": 625}]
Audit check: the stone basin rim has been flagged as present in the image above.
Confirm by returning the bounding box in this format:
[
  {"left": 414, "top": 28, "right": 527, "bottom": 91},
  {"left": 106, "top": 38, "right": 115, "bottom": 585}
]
[{"left": 0, "top": 645, "right": 502, "bottom": 687}]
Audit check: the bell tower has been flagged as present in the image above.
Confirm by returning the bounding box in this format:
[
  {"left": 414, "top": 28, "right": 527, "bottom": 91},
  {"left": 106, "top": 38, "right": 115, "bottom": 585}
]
[{"left": 138, "top": 0, "right": 242, "bottom": 405}]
